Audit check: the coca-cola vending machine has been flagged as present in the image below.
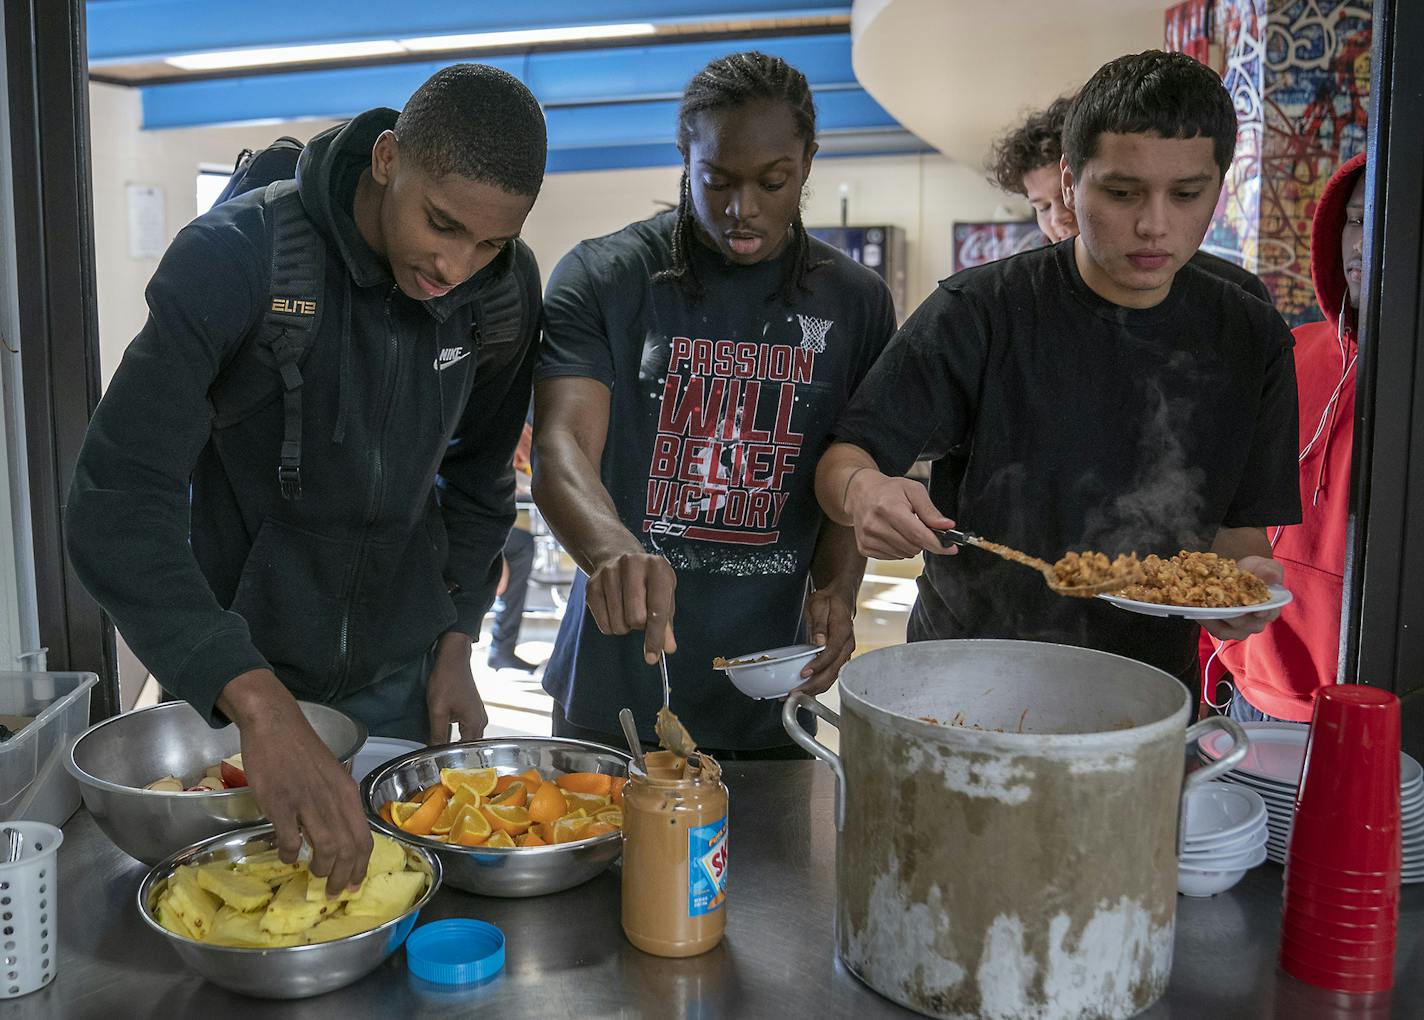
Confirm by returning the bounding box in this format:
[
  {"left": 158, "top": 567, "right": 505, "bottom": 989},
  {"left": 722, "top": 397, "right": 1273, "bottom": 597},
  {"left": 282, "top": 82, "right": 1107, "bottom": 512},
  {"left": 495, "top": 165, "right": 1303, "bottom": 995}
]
[
  {"left": 806, "top": 225, "right": 907, "bottom": 321},
  {"left": 951, "top": 220, "right": 1048, "bottom": 274}
]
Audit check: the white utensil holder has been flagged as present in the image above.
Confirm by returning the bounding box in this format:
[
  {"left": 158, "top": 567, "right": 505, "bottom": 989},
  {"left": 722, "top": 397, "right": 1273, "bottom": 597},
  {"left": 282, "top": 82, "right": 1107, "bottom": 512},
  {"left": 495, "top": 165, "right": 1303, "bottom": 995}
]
[{"left": 0, "top": 821, "right": 62, "bottom": 998}]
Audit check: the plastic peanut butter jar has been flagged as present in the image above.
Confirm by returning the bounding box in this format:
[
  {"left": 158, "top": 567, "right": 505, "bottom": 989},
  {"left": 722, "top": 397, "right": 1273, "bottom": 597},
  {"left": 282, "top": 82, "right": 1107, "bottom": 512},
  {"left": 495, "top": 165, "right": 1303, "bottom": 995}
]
[{"left": 621, "top": 750, "right": 729, "bottom": 957}]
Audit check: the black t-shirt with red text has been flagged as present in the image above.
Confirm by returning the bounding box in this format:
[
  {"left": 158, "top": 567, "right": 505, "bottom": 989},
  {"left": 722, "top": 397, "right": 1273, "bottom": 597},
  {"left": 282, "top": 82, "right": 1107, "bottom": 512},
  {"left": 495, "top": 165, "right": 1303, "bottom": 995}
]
[{"left": 537, "top": 211, "right": 895, "bottom": 748}]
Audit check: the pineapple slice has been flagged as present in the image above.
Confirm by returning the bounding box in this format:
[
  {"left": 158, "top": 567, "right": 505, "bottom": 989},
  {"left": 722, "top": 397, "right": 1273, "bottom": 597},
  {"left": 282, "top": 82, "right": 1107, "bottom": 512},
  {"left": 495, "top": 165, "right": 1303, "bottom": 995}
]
[
  {"left": 233, "top": 849, "right": 304, "bottom": 885},
  {"left": 155, "top": 894, "right": 199, "bottom": 940},
  {"left": 369, "top": 832, "right": 406, "bottom": 875},
  {"left": 259, "top": 873, "right": 332, "bottom": 935},
  {"left": 304, "top": 873, "right": 366, "bottom": 903},
  {"left": 344, "top": 870, "right": 425, "bottom": 922},
  {"left": 211, "top": 905, "right": 302, "bottom": 948},
  {"left": 166, "top": 866, "right": 220, "bottom": 941},
  {"left": 304, "top": 911, "right": 383, "bottom": 944},
  {"left": 196, "top": 864, "right": 274, "bottom": 912}
]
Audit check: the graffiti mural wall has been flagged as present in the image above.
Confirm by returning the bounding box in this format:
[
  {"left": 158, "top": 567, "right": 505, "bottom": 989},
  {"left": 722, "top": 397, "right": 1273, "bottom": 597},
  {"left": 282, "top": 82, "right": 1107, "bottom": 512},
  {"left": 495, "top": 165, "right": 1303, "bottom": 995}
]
[{"left": 1166, "top": 0, "right": 1371, "bottom": 325}]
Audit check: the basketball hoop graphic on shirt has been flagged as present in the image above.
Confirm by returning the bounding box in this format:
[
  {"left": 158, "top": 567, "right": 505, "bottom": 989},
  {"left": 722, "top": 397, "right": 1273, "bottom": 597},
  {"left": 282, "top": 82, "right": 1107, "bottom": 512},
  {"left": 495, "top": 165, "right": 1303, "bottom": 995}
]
[{"left": 797, "top": 314, "right": 833, "bottom": 353}]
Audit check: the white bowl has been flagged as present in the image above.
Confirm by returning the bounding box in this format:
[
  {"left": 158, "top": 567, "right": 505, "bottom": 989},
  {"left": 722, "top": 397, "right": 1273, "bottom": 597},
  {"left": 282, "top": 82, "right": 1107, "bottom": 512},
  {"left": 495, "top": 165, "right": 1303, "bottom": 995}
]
[
  {"left": 1177, "top": 844, "right": 1267, "bottom": 897},
  {"left": 1177, "top": 863, "right": 1248, "bottom": 897},
  {"left": 1179, "top": 814, "right": 1270, "bottom": 854},
  {"left": 351, "top": 736, "right": 423, "bottom": 786},
  {"left": 717, "top": 643, "right": 823, "bottom": 699},
  {"left": 1181, "top": 781, "right": 1268, "bottom": 845},
  {"left": 1180, "top": 840, "right": 1269, "bottom": 871}
]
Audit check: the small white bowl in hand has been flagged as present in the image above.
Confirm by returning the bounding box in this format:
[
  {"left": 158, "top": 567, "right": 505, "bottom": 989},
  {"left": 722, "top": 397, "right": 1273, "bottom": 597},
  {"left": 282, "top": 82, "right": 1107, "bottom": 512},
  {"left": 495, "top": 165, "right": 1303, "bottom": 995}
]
[{"left": 717, "top": 644, "right": 824, "bottom": 699}]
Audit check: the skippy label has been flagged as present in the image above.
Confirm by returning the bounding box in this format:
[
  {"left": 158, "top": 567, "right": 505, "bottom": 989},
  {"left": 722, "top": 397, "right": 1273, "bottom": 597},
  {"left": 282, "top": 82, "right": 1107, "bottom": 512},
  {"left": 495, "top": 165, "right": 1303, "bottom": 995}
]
[{"left": 688, "top": 815, "right": 729, "bottom": 916}]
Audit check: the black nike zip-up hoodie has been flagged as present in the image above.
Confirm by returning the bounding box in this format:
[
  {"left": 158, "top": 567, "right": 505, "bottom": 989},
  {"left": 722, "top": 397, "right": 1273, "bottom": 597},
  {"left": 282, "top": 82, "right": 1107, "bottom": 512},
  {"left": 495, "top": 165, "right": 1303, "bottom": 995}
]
[{"left": 66, "top": 109, "right": 541, "bottom": 724}]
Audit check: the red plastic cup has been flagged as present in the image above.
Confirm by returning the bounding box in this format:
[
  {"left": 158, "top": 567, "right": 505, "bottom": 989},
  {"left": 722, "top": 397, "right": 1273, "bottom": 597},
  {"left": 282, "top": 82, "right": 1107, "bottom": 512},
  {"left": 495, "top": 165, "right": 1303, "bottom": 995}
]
[
  {"left": 1289, "top": 813, "right": 1402, "bottom": 871},
  {"left": 1280, "top": 926, "right": 1395, "bottom": 965},
  {"left": 1280, "top": 949, "right": 1395, "bottom": 995},
  {"left": 1282, "top": 904, "right": 1392, "bottom": 946},
  {"left": 1281, "top": 935, "right": 1395, "bottom": 978},
  {"left": 1285, "top": 855, "right": 1403, "bottom": 895},
  {"left": 1285, "top": 867, "right": 1402, "bottom": 908},
  {"left": 1290, "top": 686, "right": 1402, "bottom": 875},
  {"left": 1281, "top": 685, "right": 1402, "bottom": 994}
]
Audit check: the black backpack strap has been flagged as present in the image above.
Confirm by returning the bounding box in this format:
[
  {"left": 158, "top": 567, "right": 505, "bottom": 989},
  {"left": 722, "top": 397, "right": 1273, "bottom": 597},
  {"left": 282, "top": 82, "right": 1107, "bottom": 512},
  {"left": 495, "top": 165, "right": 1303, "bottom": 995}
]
[
  {"left": 208, "top": 179, "right": 325, "bottom": 501},
  {"left": 262, "top": 179, "right": 324, "bottom": 499}
]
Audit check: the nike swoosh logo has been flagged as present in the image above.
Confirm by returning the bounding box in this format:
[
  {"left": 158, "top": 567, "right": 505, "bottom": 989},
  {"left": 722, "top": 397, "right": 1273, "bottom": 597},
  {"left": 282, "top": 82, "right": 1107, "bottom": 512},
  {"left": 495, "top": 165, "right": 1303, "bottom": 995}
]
[{"left": 434, "top": 351, "right": 473, "bottom": 372}]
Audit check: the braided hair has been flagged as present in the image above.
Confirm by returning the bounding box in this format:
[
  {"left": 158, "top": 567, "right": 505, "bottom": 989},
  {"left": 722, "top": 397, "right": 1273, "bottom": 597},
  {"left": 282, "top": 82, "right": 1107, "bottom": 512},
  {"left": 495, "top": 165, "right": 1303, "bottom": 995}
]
[{"left": 654, "top": 51, "right": 827, "bottom": 304}]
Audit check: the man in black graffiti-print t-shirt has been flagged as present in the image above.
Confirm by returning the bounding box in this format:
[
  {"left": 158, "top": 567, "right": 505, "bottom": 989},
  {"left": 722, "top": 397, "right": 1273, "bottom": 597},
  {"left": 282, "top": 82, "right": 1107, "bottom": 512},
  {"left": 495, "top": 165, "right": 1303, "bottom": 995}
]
[{"left": 535, "top": 210, "right": 895, "bottom": 749}]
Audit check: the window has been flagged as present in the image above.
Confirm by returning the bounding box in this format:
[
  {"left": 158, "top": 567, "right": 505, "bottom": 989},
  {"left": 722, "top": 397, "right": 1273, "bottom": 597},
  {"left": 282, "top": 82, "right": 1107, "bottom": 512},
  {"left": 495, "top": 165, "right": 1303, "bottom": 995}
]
[{"left": 196, "top": 168, "right": 231, "bottom": 214}]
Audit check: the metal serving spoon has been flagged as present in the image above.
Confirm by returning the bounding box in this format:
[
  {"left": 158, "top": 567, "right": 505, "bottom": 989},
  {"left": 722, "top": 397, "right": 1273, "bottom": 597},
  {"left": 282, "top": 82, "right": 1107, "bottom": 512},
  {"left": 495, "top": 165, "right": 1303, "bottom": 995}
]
[
  {"left": 618, "top": 707, "right": 648, "bottom": 774},
  {"left": 935, "top": 527, "right": 1141, "bottom": 598},
  {"left": 653, "top": 652, "right": 698, "bottom": 760}
]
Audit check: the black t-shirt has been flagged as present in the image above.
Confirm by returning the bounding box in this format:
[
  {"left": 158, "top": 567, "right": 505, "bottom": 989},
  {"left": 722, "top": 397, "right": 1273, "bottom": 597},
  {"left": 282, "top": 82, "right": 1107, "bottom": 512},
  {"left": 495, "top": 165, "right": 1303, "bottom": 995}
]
[
  {"left": 1190, "top": 249, "right": 1272, "bottom": 303},
  {"left": 537, "top": 211, "right": 897, "bottom": 748},
  {"left": 833, "top": 239, "right": 1301, "bottom": 679}
]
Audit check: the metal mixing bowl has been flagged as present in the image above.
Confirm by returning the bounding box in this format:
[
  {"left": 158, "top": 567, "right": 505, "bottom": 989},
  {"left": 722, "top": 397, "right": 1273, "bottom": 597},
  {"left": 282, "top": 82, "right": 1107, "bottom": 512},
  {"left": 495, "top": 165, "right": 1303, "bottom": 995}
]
[
  {"left": 137, "top": 824, "right": 440, "bottom": 999},
  {"left": 67, "top": 700, "right": 366, "bottom": 864},
  {"left": 362, "top": 737, "right": 629, "bottom": 897}
]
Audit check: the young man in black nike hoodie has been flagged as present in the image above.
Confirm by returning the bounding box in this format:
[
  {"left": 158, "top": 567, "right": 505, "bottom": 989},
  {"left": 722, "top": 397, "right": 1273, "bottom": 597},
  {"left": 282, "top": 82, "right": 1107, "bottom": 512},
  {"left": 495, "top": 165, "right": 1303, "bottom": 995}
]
[{"left": 67, "top": 65, "right": 546, "bottom": 891}]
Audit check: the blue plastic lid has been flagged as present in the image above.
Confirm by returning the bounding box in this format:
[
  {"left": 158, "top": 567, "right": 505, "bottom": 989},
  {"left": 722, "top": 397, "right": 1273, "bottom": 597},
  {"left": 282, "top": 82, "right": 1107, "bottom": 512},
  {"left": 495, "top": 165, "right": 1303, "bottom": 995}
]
[{"left": 405, "top": 919, "right": 505, "bottom": 985}]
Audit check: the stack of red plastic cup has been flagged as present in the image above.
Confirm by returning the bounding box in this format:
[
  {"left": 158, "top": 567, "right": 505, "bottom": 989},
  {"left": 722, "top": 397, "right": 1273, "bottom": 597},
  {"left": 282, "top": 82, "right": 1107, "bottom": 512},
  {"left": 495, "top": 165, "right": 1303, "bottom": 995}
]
[{"left": 1280, "top": 685, "right": 1402, "bottom": 993}]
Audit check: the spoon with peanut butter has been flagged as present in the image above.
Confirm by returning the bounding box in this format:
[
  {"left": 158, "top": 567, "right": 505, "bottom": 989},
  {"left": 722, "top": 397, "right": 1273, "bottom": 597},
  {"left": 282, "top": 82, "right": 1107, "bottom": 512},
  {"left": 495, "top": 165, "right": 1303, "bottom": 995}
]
[
  {"left": 936, "top": 528, "right": 1142, "bottom": 597},
  {"left": 653, "top": 651, "right": 698, "bottom": 759}
]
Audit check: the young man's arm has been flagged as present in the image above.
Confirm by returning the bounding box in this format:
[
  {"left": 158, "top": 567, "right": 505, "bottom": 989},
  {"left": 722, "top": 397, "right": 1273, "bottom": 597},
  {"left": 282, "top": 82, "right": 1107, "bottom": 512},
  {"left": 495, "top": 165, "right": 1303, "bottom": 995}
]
[
  {"left": 531, "top": 245, "right": 676, "bottom": 665},
  {"left": 816, "top": 285, "right": 986, "bottom": 560},
  {"left": 66, "top": 221, "right": 372, "bottom": 893},
  {"left": 793, "top": 520, "right": 864, "bottom": 695},
  {"left": 428, "top": 244, "right": 544, "bottom": 742},
  {"left": 1201, "top": 526, "right": 1285, "bottom": 642},
  {"left": 532, "top": 377, "right": 678, "bottom": 664}
]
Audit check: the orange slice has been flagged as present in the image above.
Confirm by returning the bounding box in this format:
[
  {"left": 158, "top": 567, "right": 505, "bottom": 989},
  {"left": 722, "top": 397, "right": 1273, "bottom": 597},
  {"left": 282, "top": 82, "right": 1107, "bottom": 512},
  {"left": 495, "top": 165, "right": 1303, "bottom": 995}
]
[
  {"left": 390, "top": 801, "right": 423, "bottom": 828},
  {"left": 562, "top": 791, "right": 611, "bottom": 816},
  {"left": 490, "top": 781, "right": 528, "bottom": 809},
  {"left": 441, "top": 767, "right": 497, "bottom": 797},
  {"left": 451, "top": 830, "right": 488, "bottom": 847},
  {"left": 431, "top": 784, "right": 483, "bottom": 835},
  {"left": 593, "top": 806, "right": 623, "bottom": 828},
  {"left": 581, "top": 821, "right": 619, "bottom": 839},
  {"left": 480, "top": 803, "right": 532, "bottom": 835},
  {"left": 528, "top": 782, "right": 568, "bottom": 826},
  {"left": 555, "top": 772, "right": 613, "bottom": 796},
  {"left": 378, "top": 802, "right": 395, "bottom": 825},
  {"left": 519, "top": 767, "right": 544, "bottom": 789},
  {"left": 516, "top": 831, "right": 547, "bottom": 847},
  {"left": 451, "top": 803, "right": 492, "bottom": 844},
  {"left": 401, "top": 785, "right": 448, "bottom": 835},
  {"left": 609, "top": 777, "right": 627, "bottom": 805},
  {"left": 485, "top": 830, "right": 517, "bottom": 849},
  {"left": 551, "top": 812, "right": 593, "bottom": 844}
]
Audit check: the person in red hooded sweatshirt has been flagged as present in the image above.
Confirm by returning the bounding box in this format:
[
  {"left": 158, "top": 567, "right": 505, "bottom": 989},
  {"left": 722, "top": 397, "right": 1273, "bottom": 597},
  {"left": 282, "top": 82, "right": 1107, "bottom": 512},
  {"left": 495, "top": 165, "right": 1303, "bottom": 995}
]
[{"left": 1206, "top": 153, "right": 1367, "bottom": 722}]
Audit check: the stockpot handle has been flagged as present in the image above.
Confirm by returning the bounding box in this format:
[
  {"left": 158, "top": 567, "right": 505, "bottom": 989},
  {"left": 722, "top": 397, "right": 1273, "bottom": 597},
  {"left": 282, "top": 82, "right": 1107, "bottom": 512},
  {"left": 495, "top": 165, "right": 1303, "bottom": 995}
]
[
  {"left": 1177, "top": 715, "right": 1250, "bottom": 853},
  {"left": 782, "top": 693, "right": 846, "bottom": 831}
]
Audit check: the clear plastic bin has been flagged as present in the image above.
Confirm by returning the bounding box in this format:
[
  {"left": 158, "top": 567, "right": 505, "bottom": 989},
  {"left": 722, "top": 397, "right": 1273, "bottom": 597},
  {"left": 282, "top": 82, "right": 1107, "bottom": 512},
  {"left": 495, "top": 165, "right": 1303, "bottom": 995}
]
[{"left": 0, "top": 671, "right": 98, "bottom": 825}]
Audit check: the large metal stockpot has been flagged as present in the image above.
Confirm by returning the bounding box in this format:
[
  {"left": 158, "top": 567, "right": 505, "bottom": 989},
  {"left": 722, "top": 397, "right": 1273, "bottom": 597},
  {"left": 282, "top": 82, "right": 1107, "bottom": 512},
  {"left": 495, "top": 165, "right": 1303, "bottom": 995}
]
[{"left": 783, "top": 640, "right": 1247, "bottom": 1020}]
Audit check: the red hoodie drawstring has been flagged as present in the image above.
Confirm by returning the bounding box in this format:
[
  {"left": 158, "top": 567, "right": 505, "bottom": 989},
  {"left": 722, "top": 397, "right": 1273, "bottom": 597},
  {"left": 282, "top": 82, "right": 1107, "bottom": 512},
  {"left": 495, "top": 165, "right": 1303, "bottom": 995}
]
[{"left": 1308, "top": 298, "right": 1358, "bottom": 506}]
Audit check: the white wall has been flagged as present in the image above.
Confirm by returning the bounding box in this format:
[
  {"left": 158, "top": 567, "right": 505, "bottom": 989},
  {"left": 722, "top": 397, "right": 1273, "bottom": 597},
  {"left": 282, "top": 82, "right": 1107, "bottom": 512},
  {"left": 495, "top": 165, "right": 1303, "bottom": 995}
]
[{"left": 89, "top": 81, "right": 1020, "bottom": 381}]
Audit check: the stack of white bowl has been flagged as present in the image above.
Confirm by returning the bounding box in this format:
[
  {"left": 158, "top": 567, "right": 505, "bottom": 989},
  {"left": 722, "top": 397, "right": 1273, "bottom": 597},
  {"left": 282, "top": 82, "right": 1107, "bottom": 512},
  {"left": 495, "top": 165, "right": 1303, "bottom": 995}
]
[{"left": 1177, "top": 780, "right": 1269, "bottom": 897}]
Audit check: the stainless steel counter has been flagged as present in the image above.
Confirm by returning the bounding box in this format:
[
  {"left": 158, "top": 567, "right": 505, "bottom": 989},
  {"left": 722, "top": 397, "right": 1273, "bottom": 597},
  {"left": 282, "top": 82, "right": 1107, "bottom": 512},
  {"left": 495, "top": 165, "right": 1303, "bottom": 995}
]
[{"left": 15, "top": 762, "right": 1424, "bottom": 1019}]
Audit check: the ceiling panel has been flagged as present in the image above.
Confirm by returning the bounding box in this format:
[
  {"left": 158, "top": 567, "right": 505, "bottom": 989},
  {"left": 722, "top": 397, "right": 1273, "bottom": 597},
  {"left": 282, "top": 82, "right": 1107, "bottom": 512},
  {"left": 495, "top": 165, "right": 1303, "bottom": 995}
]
[
  {"left": 86, "top": 2, "right": 925, "bottom": 171},
  {"left": 86, "top": 1, "right": 853, "bottom": 64}
]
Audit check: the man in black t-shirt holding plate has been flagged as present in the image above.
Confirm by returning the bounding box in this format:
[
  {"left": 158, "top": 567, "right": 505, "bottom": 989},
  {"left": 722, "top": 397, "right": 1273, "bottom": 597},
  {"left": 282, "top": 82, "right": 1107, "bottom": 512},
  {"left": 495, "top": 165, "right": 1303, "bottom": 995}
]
[{"left": 816, "top": 51, "right": 1302, "bottom": 698}]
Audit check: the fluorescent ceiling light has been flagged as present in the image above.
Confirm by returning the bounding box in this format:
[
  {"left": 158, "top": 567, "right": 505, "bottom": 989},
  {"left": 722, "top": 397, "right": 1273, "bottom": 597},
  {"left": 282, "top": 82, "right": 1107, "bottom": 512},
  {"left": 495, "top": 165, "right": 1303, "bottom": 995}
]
[
  {"left": 167, "top": 40, "right": 405, "bottom": 71},
  {"left": 401, "top": 23, "right": 657, "bottom": 51}
]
